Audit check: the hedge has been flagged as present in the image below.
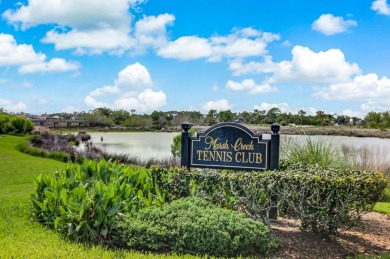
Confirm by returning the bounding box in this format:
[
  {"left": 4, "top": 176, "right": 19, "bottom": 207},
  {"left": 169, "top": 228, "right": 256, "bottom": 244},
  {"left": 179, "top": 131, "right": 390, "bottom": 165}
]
[{"left": 150, "top": 162, "right": 388, "bottom": 234}]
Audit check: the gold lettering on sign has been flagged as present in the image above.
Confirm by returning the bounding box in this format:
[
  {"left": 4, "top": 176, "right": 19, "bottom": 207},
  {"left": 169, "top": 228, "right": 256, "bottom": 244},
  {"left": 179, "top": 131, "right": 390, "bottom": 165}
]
[
  {"left": 195, "top": 136, "right": 263, "bottom": 165},
  {"left": 235, "top": 152, "right": 262, "bottom": 163},
  {"left": 196, "top": 150, "right": 233, "bottom": 162},
  {"left": 231, "top": 138, "right": 254, "bottom": 151},
  {"left": 205, "top": 136, "right": 229, "bottom": 150}
]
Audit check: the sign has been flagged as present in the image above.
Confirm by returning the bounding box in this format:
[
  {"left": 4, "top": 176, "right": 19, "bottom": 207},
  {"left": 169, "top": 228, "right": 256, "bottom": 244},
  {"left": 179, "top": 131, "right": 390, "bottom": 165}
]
[{"left": 181, "top": 122, "right": 280, "bottom": 171}]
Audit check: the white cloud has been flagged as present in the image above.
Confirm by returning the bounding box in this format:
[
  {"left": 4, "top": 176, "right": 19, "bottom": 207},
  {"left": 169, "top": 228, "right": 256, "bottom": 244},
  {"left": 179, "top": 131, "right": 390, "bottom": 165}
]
[
  {"left": 225, "top": 79, "right": 277, "bottom": 94},
  {"left": 269, "top": 46, "right": 361, "bottom": 84},
  {"left": 314, "top": 73, "right": 390, "bottom": 103},
  {"left": 254, "top": 102, "right": 318, "bottom": 116},
  {"left": 209, "top": 28, "right": 279, "bottom": 61},
  {"left": 0, "top": 98, "right": 26, "bottom": 112},
  {"left": 115, "top": 62, "right": 153, "bottom": 88},
  {"left": 201, "top": 99, "right": 232, "bottom": 112},
  {"left": 85, "top": 63, "right": 166, "bottom": 113},
  {"left": 229, "top": 46, "right": 360, "bottom": 84},
  {"left": 2, "top": 0, "right": 159, "bottom": 55},
  {"left": 61, "top": 105, "right": 83, "bottom": 113},
  {"left": 371, "top": 0, "right": 390, "bottom": 15},
  {"left": 134, "top": 13, "right": 175, "bottom": 51},
  {"left": 0, "top": 33, "right": 80, "bottom": 74},
  {"left": 84, "top": 95, "right": 110, "bottom": 109},
  {"left": 3, "top": 0, "right": 144, "bottom": 29},
  {"left": 157, "top": 36, "right": 212, "bottom": 60},
  {"left": 18, "top": 58, "right": 80, "bottom": 74},
  {"left": 90, "top": 86, "right": 120, "bottom": 97},
  {"left": 312, "top": 14, "right": 357, "bottom": 36},
  {"left": 341, "top": 109, "right": 363, "bottom": 118},
  {"left": 254, "top": 102, "right": 291, "bottom": 113},
  {"left": 229, "top": 56, "right": 278, "bottom": 76},
  {"left": 158, "top": 28, "right": 279, "bottom": 61},
  {"left": 209, "top": 37, "right": 267, "bottom": 62},
  {"left": 0, "top": 33, "right": 45, "bottom": 66},
  {"left": 360, "top": 101, "right": 390, "bottom": 113},
  {"left": 3, "top": 2, "right": 279, "bottom": 60},
  {"left": 42, "top": 28, "right": 135, "bottom": 55}
]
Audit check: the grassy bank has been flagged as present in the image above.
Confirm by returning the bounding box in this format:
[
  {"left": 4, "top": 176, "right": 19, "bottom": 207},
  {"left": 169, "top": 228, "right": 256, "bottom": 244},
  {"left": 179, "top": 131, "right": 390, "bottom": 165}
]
[
  {"left": 374, "top": 185, "right": 390, "bottom": 215},
  {"left": 0, "top": 135, "right": 200, "bottom": 258}
]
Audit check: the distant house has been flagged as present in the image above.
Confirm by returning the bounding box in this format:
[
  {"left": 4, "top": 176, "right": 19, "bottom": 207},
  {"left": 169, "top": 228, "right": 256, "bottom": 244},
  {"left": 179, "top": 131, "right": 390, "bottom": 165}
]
[{"left": 46, "top": 115, "right": 64, "bottom": 120}]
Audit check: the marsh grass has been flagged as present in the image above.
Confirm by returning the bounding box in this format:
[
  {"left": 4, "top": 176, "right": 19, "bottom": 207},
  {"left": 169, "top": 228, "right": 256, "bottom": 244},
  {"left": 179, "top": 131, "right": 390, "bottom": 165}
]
[
  {"left": 282, "top": 136, "right": 345, "bottom": 168},
  {"left": 16, "top": 140, "right": 71, "bottom": 162},
  {"left": 282, "top": 136, "right": 390, "bottom": 180},
  {"left": 340, "top": 144, "right": 390, "bottom": 180},
  {"left": 99, "top": 152, "right": 180, "bottom": 168}
]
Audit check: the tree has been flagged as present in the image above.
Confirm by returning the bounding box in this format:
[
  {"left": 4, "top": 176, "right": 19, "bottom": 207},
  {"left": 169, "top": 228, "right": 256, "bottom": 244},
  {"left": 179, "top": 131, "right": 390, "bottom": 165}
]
[
  {"left": 238, "top": 111, "right": 252, "bottom": 124},
  {"left": 365, "top": 111, "right": 381, "bottom": 128},
  {"left": 252, "top": 109, "right": 266, "bottom": 124},
  {"left": 170, "top": 134, "right": 181, "bottom": 159},
  {"left": 122, "top": 115, "right": 152, "bottom": 128},
  {"left": 111, "top": 109, "right": 130, "bottom": 125},
  {"left": 298, "top": 109, "right": 306, "bottom": 126},
  {"left": 150, "top": 111, "right": 168, "bottom": 130},
  {"left": 206, "top": 109, "right": 217, "bottom": 126},
  {"left": 93, "top": 107, "right": 112, "bottom": 117},
  {"left": 316, "top": 111, "right": 325, "bottom": 126},
  {"left": 0, "top": 114, "right": 11, "bottom": 134},
  {"left": 262, "top": 107, "right": 281, "bottom": 124},
  {"left": 218, "top": 110, "right": 234, "bottom": 122}
]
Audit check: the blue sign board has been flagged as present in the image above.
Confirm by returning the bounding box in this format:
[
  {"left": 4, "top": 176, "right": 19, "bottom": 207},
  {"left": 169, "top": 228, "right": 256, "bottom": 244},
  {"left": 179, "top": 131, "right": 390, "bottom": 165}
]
[{"left": 181, "top": 122, "right": 280, "bottom": 171}]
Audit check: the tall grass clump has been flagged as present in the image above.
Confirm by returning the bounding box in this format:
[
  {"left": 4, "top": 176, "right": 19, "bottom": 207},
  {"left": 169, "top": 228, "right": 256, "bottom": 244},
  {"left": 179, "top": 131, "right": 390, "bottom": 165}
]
[
  {"left": 340, "top": 144, "right": 390, "bottom": 180},
  {"left": 283, "top": 136, "right": 344, "bottom": 168}
]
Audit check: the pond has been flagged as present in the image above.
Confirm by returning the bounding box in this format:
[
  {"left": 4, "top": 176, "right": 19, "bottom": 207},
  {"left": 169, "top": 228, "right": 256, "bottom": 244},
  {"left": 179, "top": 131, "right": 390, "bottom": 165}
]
[
  {"left": 88, "top": 132, "right": 179, "bottom": 160},
  {"left": 87, "top": 132, "right": 390, "bottom": 163}
]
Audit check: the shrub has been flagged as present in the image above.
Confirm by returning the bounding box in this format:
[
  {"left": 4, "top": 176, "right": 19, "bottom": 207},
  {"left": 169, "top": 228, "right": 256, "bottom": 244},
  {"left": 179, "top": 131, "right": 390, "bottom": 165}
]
[
  {"left": 10, "top": 116, "right": 34, "bottom": 134},
  {"left": 117, "top": 197, "right": 278, "bottom": 257},
  {"left": 170, "top": 129, "right": 196, "bottom": 159},
  {"left": 150, "top": 163, "right": 388, "bottom": 234},
  {"left": 17, "top": 141, "right": 71, "bottom": 162},
  {"left": 30, "top": 159, "right": 167, "bottom": 245},
  {"left": 283, "top": 136, "right": 344, "bottom": 168},
  {"left": 170, "top": 134, "right": 181, "bottom": 158},
  {"left": 0, "top": 114, "right": 12, "bottom": 134},
  {"left": 31, "top": 126, "right": 50, "bottom": 135}
]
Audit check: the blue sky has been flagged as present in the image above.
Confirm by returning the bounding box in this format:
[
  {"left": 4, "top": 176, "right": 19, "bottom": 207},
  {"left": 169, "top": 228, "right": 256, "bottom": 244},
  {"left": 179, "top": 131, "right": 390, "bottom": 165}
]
[{"left": 1, "top": 0, "right": 390, "bottom": 117}]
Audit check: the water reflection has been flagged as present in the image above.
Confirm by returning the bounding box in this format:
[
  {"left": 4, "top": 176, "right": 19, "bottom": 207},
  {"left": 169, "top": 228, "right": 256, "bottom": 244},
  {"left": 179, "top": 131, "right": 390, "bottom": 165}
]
[
  {"left": 86, "top": 132, "right": 390, "bottom": 164},
  {"left": 89, "top": 132, "right": 178, "bottom": 160}
]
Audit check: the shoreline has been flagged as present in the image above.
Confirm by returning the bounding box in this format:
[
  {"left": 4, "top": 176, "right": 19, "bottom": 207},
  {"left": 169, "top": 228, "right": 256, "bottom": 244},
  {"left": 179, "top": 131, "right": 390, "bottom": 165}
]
[{"left": 52, "top": 125, "right": 390, "bottom": 139}]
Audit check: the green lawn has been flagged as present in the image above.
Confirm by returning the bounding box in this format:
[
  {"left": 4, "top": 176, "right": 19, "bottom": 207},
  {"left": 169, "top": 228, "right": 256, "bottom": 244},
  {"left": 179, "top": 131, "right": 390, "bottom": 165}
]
[
  {"left": 374, "top": 184, "right": 390, "bottom": 215},
  {"left": 0, "top": 135, "right": 200, "bottom": 258}
]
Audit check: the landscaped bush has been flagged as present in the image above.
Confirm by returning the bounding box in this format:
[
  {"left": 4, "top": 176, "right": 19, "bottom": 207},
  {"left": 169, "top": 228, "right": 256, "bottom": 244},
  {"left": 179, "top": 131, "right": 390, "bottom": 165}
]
[
  {"left": 117, "top": 197, "right": 278, "bottom": 257},
  {"left": 30, "top": 125, "right": 51, "bottom": 135},
  {"left": 0, "top": 114, "right": 34, "bottom": 134},
  {"left": 17, "top": 141, "right": 71, "bottom": 162},
  {"left": 10, "top": 116, "right": 35, "bottom": 134},
  {"left": 150, "top": 163, "right": 388, "bottom": 234},
  {"left": 30, "top": 159, "right": 167, "bottom": 245}
]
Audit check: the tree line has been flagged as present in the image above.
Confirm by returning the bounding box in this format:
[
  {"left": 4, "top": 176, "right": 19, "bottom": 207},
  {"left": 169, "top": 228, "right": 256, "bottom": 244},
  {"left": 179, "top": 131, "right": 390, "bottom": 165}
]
[{"left": 2, "top": 107, "right": 390, "bottom": 130}]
